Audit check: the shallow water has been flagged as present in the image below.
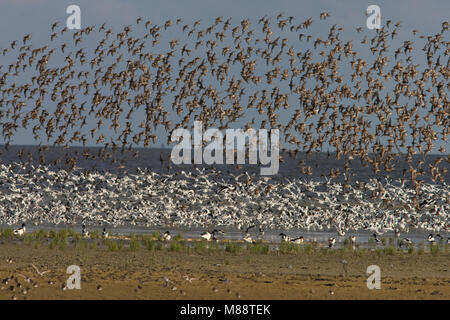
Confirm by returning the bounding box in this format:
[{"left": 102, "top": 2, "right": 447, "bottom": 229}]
[{"left": 6, "top": 223, "right": 446, "bottom": 249}]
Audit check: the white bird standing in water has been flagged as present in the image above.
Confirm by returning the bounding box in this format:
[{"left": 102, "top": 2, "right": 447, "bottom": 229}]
[
  {"left": 13, "top": 223, "right": 26, "bottom": 236},
  {"left": 291, "top": 236, "right": 304, "bottom": 244},
  {"left": 102, "top": 227, "right": 109, "bottom": 238},
  {"left": 163, "top": 231, "right": 172, "bottom": 241},
  {"left": 279, "top": 233, "right": 290, "bottom": 242},
  {"left": 201, "top": 231, "right": 213, "bottom": 241},
  {"left": 201, "top": 229, "right": 224, "bottom": 241},
  {"left": 328, "top": 237, "right": 336, "bottom": 248},
  {"left": 243, "top": 233, "right": 253, "bottom": 243},
  {"left": 372, "top": 233, "right": 381, "bottom": 243},
  {"left": 400, "top": 238, "right": 412, "bottom": 246},
  {"left": 243, "top": 225, "right": 256, "bottom": 243},
  {"left": 82, "top": 223, "right": 89, "bottom": 238}
]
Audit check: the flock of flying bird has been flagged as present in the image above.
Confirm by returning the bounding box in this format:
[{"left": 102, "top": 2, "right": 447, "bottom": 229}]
[
  {"left": 0, "top": 13, "right": 448, "bottom": 245},
  {"left": 0, "top": 14, "right": 448, "bottom": 182},
  {"left": 1, "top": 162, "right": 448, "bottom": 246}
]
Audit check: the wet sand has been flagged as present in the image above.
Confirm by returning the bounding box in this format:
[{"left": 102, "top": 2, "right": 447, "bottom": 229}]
[{"left": 0, "top": 240, "right": 448, "bottom": 300}]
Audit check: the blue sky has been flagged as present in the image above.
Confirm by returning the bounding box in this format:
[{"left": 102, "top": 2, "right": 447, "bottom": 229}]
[
  {"left": 0, "top": 0, "right": 448, "bottom": 153},
  {"left": 0, "top": 0, "right": 446, "bottom": 34}
]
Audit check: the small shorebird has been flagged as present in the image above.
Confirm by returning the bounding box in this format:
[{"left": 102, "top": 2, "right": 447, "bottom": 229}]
[
  {"left": 163, "top": 231, "right": 172, "bottom": 241},
  {"left": 13, "top": 223, "right": 26, "bottom": 236},
  {"left": 243, "top": 233, "right": 253, "bottom": 243},
  {"left": 349, "top": 235, "right": 356, "bottom": 244},
  {"left": 243, "top": 225, "right": 256, "bottom": 243},
  {"left": 427, "top": 234, "right": 435, "bottom": 244},
  {"left": 279, "top": 233, "right": 290, "bottom": 242},
  {"left": 81, "top": 223, "right": 89, "bottom": 238},
  {"left": 400, "top": 238, "right": 412, "bottom": 246},
  {"left": 291, "top": 236, "right": 304, "bottom": 244},
  {"left": 372, "top": 233, "right": 381, "bottom": 243},
  {"left": 394, "top": 228, "right": 400, "bottom": 238},
  {"left": 328, "top": 237, "right": 336, "bottom": 248},
  {"left": 201, "top": 231, "right": 213, "bottom": 241},
  {"left": 201, "top": 229, "right": 224, "bottom": 241},
  {"left": 102, "top": 227, "right": 109, "bottom": 239}
]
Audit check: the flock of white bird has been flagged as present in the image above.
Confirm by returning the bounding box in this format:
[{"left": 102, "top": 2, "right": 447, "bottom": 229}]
[{"left": 0, "top": 162, "right": 448, "bottom": 239}]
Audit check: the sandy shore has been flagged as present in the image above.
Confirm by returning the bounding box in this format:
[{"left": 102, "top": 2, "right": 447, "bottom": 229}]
[{"left": 0, "top": 237, "right": 448, "bottom": 300}]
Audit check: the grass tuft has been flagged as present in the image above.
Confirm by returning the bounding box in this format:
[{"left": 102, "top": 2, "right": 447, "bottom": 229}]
[
  {"left": 129, "top": 238, "right": 140, "bottom": 251},
  {"left": 152, "top": 231, "right": 161, "bottom": 240},
  {"left": 105, "top": 239, "right": 119, "bottom": 251},
  {"left": 169, "top": 239, "right": 185, "bottom": 252},
  {"left": 194, "top": 240, "right": 207, "bottom": 251},
  {"left": 430, "top": 244, "right": 439, "bottom": 255},
  {"left": 279, "top": 241, "right": 300, "bottom": 254},
  {"left": 225, "top": 242, "right": 243, "bottom": 254},
  {"left": 246, "top": 240, "right": 270, "bottom": 254},
  {"left": 49, "top": 230, "right": 68, "bottom": 250},
  {"left": 0, "top": 227, "right": 14, "bottom": 239}
]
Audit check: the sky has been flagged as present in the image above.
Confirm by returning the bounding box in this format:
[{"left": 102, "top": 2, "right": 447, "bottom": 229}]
[
  {"left": 0, "top": 0, "right": 446, "bottom": 36},
  {"left": 0, "top": 0, "right": 448, "bottom": 153}
]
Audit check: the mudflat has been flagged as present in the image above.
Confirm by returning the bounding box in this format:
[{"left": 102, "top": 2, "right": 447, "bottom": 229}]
[{"left": 0, "top": 240, "right": 448, "bottom": 300}]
